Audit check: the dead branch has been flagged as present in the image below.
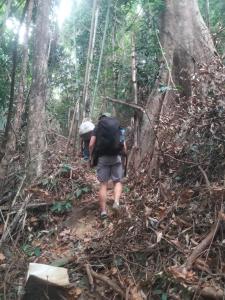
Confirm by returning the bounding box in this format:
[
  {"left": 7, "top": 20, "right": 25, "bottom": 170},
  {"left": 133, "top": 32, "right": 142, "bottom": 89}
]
[
  {"left": 103, "top": 96, "right": 145, "bottom": 112},
  {"left": 85, "top": 263, "right": 95, "bottom": 292},
  {"left": 0, "top": 194, "right": 31, "bottom": 246},
  {"left": 198, "top": 166, "right": 210, "bottom": 187},
  {"left": 0, "top": 191, "right": 16, "bottom": 205},
  {"left": 185, "top": 214, "right": 222, "bottom": 270},
  {"left": 11, "top": 175, "right": 26, "bottom": 207},
  {"left": 0, "top": 201, "right": 53, "bottom": 212},
  {"left": 192, "top": 285, "right": 225, "bottom": 300},
  {"left": 88, "top": 264, "right": 125, "bottom": 298},
  {"left": 51, "top": 256, "right": 77, "bottom": 267}
]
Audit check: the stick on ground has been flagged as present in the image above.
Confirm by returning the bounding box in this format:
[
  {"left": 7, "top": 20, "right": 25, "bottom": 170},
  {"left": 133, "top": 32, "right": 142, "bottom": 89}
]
[{"left": 88, "top": 264, "right": 125, "bottom": 298}]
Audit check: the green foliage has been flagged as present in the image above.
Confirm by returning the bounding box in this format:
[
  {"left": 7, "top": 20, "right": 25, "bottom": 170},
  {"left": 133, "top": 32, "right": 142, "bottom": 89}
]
[
  {"left": 22, "top": 244, "right": 41, "bottom": 257},
  {"left": 51, "top": 200, "right": 72, "bottom": 214},
  {"left": 198, "top": 0, "right": 225, "bottom": 56},
  {"left": 75, "top": 186, "right": 91, "bottom": 199},
  {"left": 123, "top": 185, "right": 130, "bottom": 193}
]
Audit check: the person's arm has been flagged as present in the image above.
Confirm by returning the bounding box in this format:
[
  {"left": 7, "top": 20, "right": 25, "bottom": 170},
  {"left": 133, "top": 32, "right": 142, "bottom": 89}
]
[{"left": 89, "top": 136, "right": 96, "bottom": 157}]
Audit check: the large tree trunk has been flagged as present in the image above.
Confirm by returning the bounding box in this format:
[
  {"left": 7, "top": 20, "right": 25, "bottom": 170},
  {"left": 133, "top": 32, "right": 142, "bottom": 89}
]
[
  {"left": 135, "top": 0, "right": 216, "bottom": 172},
  {"left": 25, "top": 0, "right": 51, "bottom": 182}
]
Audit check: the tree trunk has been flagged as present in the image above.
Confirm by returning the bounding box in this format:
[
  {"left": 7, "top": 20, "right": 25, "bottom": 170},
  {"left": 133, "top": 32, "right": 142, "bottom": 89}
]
[
  {"left": 14, "top": 0, "right": 34, "bottom": 136},
  {"left": 91, "top": 0, "right": 111, "bottom": 117},
  {"left": 131, "top": 33, "right": 139, "bottom": 148},
  {"left": 26, "top": 0, "right": 51, "bottom": 182},
  {"left": 0, "top": 0, "right": 29, "bottom": 183},
  {"left": 82, "top": 0, "right": 99, "bottom": 118},
  {"left": 136, "top": 0, "right": 216, "bottom": 172}
]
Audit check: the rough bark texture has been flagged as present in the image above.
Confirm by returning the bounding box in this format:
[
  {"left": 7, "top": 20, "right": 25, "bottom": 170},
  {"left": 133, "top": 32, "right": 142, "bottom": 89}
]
[
  {"left": 135, "top": 0, "right": 216, "bottom": 171},
  {"left": 26, "top": 0, "right": 51, "bottom": 182},
  {"left": 14, "top": 0, "right": 33, "bottom": 134}
]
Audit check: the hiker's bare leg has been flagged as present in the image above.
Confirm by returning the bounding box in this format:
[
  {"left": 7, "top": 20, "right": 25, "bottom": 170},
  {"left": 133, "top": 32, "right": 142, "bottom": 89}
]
[
  {"left": 99, "top": 182, "right": 108, "bottom": 212},
  {"left": 113, "top": 181, "right": 122, "bottom": 204}
]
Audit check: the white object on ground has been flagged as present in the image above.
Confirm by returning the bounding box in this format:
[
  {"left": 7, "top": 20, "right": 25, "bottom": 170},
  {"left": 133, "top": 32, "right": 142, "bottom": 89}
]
[
  {"left": 79, "top": 120, "right": 95, "bottom": 135},
  {"left": 27, "top": 263, "right": 69, "bottom": 286}
]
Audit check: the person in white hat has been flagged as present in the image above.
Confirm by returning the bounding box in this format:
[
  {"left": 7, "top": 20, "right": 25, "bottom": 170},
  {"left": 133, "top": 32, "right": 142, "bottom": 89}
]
[{"left": 79, "top": 119, "right": 95, "bottom": 160}]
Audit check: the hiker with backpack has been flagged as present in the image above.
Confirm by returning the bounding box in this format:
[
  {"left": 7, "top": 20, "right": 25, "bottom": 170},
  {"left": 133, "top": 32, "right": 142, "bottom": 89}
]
[
  {"left": 89, "top": 112, "right": 127, "bottom": 219},
  {"left": 79, "top": 119, "right": 95, "bottom": 161}
]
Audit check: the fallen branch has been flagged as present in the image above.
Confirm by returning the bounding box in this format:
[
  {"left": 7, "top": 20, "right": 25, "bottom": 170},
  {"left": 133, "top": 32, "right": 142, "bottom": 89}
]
[
  {"left": 51, "top": 256, "right": 77, "bottom": 267},
  {"left": 0, "top": 194, "right": 31, "bottom": 246},
  {"left": 0, "top": 191, "right": 16, "bottom": 205},
  {"left": 191, "top": 285, "right": 225, "bottom": 300},
  {"left": 185, "top": 213, "right": 222, "bottom": 270},
  {"left": 88, "top": 264, "right": 125, "bottom": 298},
  {"left": 198, "top": 166, "right": 210, "bottom": 188},
  {"left": 85, "top": 264, "right": 95, "bottom": 292},
  {"left": 0, "top": 201, "right": 53, "bottom": 212},
  {"left": 11, "top": 175, "right": 26, "bottom": 207},
  {"left": 103, "top": 96, "right": 145, "bottom": 112}
]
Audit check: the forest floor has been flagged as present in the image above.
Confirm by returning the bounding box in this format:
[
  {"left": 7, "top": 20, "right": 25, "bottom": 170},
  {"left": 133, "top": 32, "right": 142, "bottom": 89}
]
[{"left": 1, "top": 133, "right": 225, "bottom": 300}]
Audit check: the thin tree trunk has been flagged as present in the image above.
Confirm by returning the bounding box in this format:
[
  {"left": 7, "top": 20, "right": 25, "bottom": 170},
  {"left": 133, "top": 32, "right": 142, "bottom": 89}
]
[
  {"left": 82, "top": 0, "right": 99, "bottom": 118},
  {"left": 91, "top": 0, "right": 111, "bottom": 116},
  {"left": 14, "top": 0, "right": 34, "bottom": 139},
  {"left": 65, "top": 102, "right": 78, "bottom": 155},
  {"left": 0, "top": 0, "right": 29, "bottom": 183},
  {"left": 66, "top": 17, "right": 81, "bottom": 153},
  {"left": 131, "top": 33, "right": 139, "bottom": 147},
  {"left": 205, "top": 0, "right": 210, "bottom": 29},
  {"left": 26, "top": 0, "right": 51, "bottom": 182}
]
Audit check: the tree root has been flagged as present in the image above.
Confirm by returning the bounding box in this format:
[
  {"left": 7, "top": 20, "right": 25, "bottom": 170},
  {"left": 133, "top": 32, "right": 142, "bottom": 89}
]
[
  {"left": 86, "top": 264, "right": 125, "bottom": 298},
  {"left": 185, "top": 212, "right": 224, "bottom": 270}
]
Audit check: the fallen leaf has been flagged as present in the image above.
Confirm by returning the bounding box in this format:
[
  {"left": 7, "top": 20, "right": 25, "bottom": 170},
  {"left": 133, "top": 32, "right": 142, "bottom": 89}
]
[
  {"left": 130, "top": 287, "right": 144, "bottom": 300},
  {"left": 168, "top": 266, "right": 196, "bottom": 283},
  {"left": 111, "top": 267, "right": 117, "bottom": 275},
  {"left": 156, "top": 231, "right": 163, "bottom": 243},
  {"left": 59, "top": 229, "right": 71, "bottom": 237},
  {"left": 0, "top": 253, "right": 5, "bottom": 262}
]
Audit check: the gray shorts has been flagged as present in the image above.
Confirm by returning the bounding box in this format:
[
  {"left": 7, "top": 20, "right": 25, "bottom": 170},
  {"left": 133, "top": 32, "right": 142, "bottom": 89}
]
[{"left": 97, "top": 155, "right": 123, "bottom": 183}]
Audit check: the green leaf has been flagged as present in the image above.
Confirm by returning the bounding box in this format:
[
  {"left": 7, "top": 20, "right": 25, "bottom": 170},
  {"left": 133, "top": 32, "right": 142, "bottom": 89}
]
[
  {"left": 75, "top": 189, "right": 83, "bottom": 198},
  {"left": 34, "top": 247, "right": 41, "bottom": 257},
  {"left": 82, "top": 186, "right": 90, "bottom": 193},
  {"left": 123, "top": 186, "right": 130, "bottom": 193},
  {"left": 60, "top": 163, "right": 72, "bottom": 173},
  {"left": 161, "top": 293, "right": 168, "bottom": 300},
  {"left": 41, "top": 178, "right": 49, "bottom": 186}
]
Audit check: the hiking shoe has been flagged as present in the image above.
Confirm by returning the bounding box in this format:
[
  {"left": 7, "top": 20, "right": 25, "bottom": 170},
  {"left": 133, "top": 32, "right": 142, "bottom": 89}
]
[
  {"left": 112, "top": 202, "right": 120, "bottom": 210},
  {"left": 100, "top": 211, "right": 108, "bottom": 220}
]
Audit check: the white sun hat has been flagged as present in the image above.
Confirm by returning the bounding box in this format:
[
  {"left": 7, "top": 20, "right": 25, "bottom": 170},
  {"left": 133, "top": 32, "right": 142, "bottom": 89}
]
[{"left": 79, "top": 120, "right": 95, "bottom": 135}]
